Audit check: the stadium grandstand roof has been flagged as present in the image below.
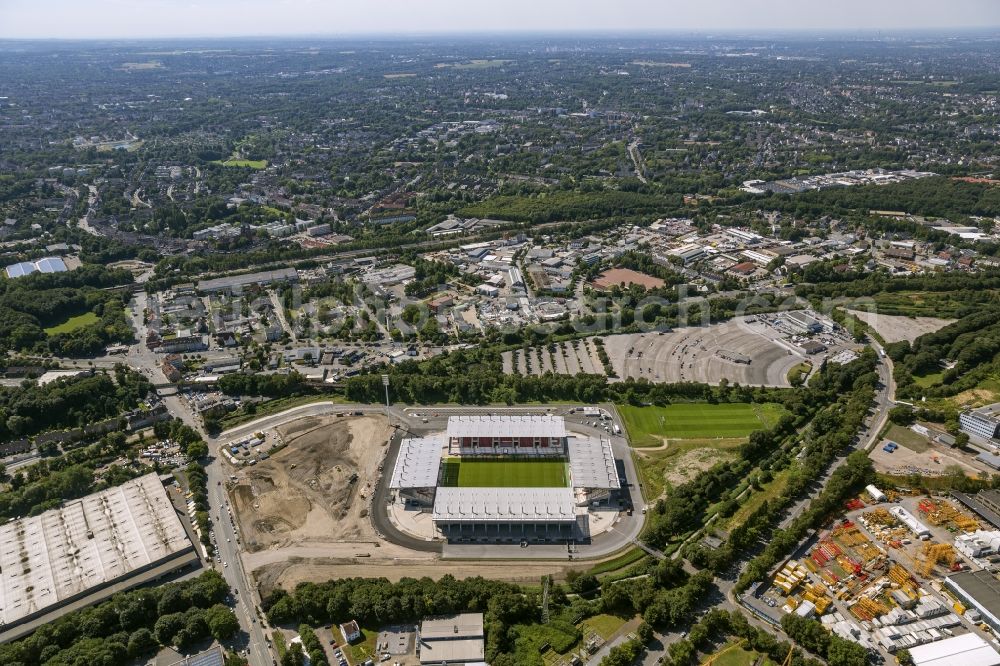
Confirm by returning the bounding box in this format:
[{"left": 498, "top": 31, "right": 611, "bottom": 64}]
[
  {"left": 447, "top": 414, "right": 566, "bottom": 440},
  {"left": 389, "top": 437, "right": 444, "bottom": 489},
  {"left": 567, "top": 437, "right": 620, "bottom": 490},
  {"left": 432, "top": 487, "right": 576, "bottom": 524}
]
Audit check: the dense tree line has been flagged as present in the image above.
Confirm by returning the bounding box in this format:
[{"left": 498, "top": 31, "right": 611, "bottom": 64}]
[
  {"left": 0, "top": 367, "right": 151, "bottom": 442},
  {"left": 264, "top": 575, "right": 537, "bottom": 665},
  {"left": 217, "top": 372, "right": 307, "bottom": 398},
  {"left": 459, "top": 190, "right": 684, "bottom": 224},
  {"left": 0, "top": 570, "right": 235, "bottom": 666},
  {"left": 781, "top": 614, "right": 869, "bottom": 666}
]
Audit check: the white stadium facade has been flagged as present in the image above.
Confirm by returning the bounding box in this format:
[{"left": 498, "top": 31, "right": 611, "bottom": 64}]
[{"left": 389, "top": 415, "right": 621, "bottom": 541}]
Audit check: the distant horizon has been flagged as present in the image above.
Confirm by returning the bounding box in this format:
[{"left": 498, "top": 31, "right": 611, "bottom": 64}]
[
  {"left": 2, "top": 26, "right": 1000, "bottom": 44},
  {"left": 2, "top": 0, "right": 999, "bottom": 41}
]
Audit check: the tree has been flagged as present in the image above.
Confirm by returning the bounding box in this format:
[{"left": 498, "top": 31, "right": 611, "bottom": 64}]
[
  {"left": 206, "top": 604, "right": 241, "bottom": 640},
  {"left": 127, "top": 627, "right": 158, "bottom": 658}
]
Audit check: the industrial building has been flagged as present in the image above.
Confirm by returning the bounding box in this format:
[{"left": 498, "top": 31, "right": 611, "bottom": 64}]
[
  {"left": 890, "top": 505, "right": 932, "bottom": 539},
  {"left": 196, "top": 267, "right": 298, "bottom": 294},
  {"left": 961, "top": 406, "right": 1000, "bottom": 440},
  {"left": 945, "top": 570, "right": 1000, "bottom": 633},
  {"left": 907, "top": 633, "right": 1000, "bottom": 666},
  {"left": 418, "top": 613, "right": 485, "bottom": 665},
  {"left": 784, "top": 310, "right": 825, "bottom": 334},
  {"left": 5, "top": 256, "right": 68, "bottom": 279},
  {"left": 0, "top": 473, "right": 198, "bottom": 642}
]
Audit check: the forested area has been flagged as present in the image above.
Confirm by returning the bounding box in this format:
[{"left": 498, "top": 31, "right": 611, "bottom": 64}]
[
  {"left": 460, "top": 189, "right": 685, "bottom": 224},
  {"left": 759, "top": 176, "right": 1000, "bottom": 221},
  {"left": 0, "top": 570, "right": 237, "bottom": 666},
  {"left": 0, "top": 265, "right": 135, "bottom": 355},
  {"left": 0, "top": 366, "right": 151, "bottom": 441}
]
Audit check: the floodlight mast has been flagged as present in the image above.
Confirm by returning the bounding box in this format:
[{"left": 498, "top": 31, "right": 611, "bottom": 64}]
[{"left": 382, "top": 374, "right": 391, "bottom": 426}]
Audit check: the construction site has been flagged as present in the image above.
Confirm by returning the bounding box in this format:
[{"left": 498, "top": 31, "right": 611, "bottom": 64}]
[{"left": 751, "top": 485, "right": 1000, "bottom": 662}]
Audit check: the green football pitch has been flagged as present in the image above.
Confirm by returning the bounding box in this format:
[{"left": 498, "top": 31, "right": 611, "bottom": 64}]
[
  {"left": 439, "top": 458, "right": 569, "bottom": 488},
  {"left": 617, "top": 402, "right": 786, "bottom": 447}
]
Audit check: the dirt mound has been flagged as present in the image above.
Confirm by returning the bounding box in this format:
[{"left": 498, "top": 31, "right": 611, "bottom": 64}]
[{"left": 229, "top": 415, "right": 391, "bottom": 552}]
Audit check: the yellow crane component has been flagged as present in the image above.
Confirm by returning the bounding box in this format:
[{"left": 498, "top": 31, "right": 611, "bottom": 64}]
[{"left": 701, "top": 639, "right": 746, "bottom": 666}]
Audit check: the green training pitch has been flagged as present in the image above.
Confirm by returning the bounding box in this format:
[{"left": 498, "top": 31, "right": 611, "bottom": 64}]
[
  {"left": 439, "top": 458, "right": 569, "bottom": 488},
  {"left": 618, "top": 402, "right": 786, "bottom": 447}
]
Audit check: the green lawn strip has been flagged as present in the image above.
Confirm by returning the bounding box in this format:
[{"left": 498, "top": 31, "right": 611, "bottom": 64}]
[
  {"left": 705, "top": 640, "right": 779, "bottom": 666},
  {"left": 579, "top": 613, "right": 628, "bottom": 641},
  {"left": 586, "top": 547, "right": 648, "bottom": 577},
  {"left": 43, "top": 311, "right": 100, "bottom": 334},
  {"left": 212, "top": 157, "right": 267, "bottom": 168}
]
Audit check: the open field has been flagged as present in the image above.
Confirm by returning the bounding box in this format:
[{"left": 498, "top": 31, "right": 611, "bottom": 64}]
[
  {"left": 43, "top": 311, "right": 99, "bottom": 334},
  {"left": 440, "top": 458, "right": 568, "bottom": 487},
  {"left": 229, "top": 414, "right": 391, "bottom": 552},
  {"left": 212, "top": 157, "right": 268, "bottom": 168},
  {"left": 704, "top": 640, "right": 779, "bottom": 666},
  {"left": 602, "top": 318, "right": 822, "bottom": 386},
  {"left": 618, "top": 403, "right": 785, "bottom": 447},
  {"left": 884, "top": 424, "right": 931, "bottom": 453},
  {"left": 849, "top": 310, "right": 954, "bottom": 343},
  {"left": 622, "top": 402, "right": 783, "bottom": 500}
]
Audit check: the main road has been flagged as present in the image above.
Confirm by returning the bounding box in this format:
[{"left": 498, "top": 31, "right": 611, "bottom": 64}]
[{"left": 126, "top": 293, "right": 276, "bottom": 666}]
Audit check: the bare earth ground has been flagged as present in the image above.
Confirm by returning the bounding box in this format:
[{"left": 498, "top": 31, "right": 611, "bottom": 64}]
[
  {"left": 258, "top": 559, "right": 579, "bottom": 595},
  {"left": 230, "top": 415, "right": 391, "bottom": 553},
  {"left": 850, "top": 310, "right": 954, "bottom": 343}
]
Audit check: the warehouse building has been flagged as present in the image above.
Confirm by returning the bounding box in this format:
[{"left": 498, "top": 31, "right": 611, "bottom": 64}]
[
  {"left": 418, "top": 613, "right": 485, "bottom": 665},
  {"left": 908, "top": 633, "right": 1000, "bottom": 666},
  {"left": 447, "top": 414, "right": 566, "bottom": 455},
  {"left": 0, "top": 473, "right": 198, "bottom": 642},
  {"left": 5, "top": 256, "right": 68, "bottom": 279},
  {"left": 945, "top": 570, "right": 1000, "bottom": 633},
  {"left": 196, "top": 267, "right": 298, "bottom": 294}
]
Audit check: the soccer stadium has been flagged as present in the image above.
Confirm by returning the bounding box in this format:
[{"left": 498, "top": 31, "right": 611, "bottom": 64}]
[{"left": 389, "top": 415, "right": 621, "bottom": 542}]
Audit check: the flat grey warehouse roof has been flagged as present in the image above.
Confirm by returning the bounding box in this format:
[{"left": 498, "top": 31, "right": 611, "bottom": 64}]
[{"left": 0, "top": 473, "right": 194, "bottom": 628}]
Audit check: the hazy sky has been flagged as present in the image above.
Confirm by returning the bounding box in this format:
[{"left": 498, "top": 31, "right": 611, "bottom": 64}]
[{"left": 1, "top": 0, "right": 999, "bottom": 39}]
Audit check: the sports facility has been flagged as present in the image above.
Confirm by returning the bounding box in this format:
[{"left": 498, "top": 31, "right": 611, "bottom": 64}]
[
  {"left": 440, "top": 458, "right": 569, "bottom": 488},
  {"left": 618, "top": 402, "right": 785, "bottom": 447},
  {"left": 389, "top": 415, "right": 622, "bottom": 542}
]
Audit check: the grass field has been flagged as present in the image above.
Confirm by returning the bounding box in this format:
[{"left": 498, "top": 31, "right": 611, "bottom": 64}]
[
  {"left": 705, "top": 641, "right": 779, "bottom": 666},
  {"left": 43, "top": 311, "right": 100, "bottom": 334},
  {"left": 440, "top": 458, "right": 568, "bottom": 488},
  {"left": 618, "top": 403, "right": 785, "bottom": 447},
  {"left": 212, "top": 157, "right": 267, "bottom": 169},
  {"left": 884, "top": 424, "right": 931, "bottom": 453}
]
